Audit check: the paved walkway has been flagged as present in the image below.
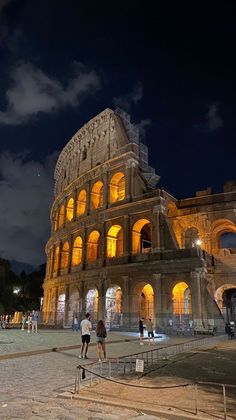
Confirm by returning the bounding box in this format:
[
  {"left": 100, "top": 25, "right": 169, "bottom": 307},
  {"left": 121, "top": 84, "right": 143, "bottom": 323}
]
[{"left": 0, "top": 329, "right": 222, "bottom": 419}]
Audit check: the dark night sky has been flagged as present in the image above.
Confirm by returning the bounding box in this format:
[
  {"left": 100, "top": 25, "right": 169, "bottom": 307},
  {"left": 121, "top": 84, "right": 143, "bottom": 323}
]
[{"left": 0, "top": 0, "right": 235, "bottom": 266}]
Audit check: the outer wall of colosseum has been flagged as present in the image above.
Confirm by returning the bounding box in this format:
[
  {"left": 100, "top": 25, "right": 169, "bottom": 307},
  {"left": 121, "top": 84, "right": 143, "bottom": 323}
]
[{"left": 43, "top": 108, "right": 236, "bottom": 333}]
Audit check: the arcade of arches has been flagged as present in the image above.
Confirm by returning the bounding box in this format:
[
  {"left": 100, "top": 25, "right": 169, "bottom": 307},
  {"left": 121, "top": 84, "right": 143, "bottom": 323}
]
[{"left": 44, "top": 109, "right": 236, "bottom": 332}]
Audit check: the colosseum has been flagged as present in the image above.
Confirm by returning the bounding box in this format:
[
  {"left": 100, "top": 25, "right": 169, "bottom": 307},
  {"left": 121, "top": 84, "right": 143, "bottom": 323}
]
[{"left": 43, "top": 108, "right": 236, "bottom": 333}]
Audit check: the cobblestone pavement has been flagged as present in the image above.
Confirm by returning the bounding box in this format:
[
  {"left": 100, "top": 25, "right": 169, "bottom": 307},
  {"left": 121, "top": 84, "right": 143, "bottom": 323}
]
[{"left": 0, "top": 329, "right": 194, "bottom": 419}]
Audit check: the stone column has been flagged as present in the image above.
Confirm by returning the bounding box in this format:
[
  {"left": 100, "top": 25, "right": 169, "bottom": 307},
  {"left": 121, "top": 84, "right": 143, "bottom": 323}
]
[
  {"left": 152, "top": 206, "right": 161, "bottom": 251},
  {"left": 152, "top": 273, "right": 162, "bottom": 329},
  {"left": 122, "top": 276, "right": 131, "bottom": 329},
  {"left": 123, "top": 215, "right": 130, "bottom": 257},
  {"left": 98, "top": 279, "right": 106, "bottom": 320},
  {"left": 64, "top": 285, "right": 70, "bottom": 325},
  {"left": 54, "top": 287, "right": 59, "bottom": 324},
  {"left": 87, "top": 180, "right": 91, "bottom": 215},
  {"left": 73, "top": 189, "right": 77, "bottom": 221},
  {"left": 57, "top": 241, "right": 62, "bottom": 277},
  {"left": 104, "top": 171, "right": 109, "bottom": 209},
  {"left": 68, "top": 234, "right": 73, "bottom": 273},
  {"left": 191, "top": 269, "right": 204, "bottom": 330}
]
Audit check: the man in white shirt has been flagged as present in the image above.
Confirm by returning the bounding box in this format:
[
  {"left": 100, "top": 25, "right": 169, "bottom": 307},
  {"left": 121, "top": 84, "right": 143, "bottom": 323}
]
[{"left": 79, "top": 313, "right": 92, "bottom": 359}]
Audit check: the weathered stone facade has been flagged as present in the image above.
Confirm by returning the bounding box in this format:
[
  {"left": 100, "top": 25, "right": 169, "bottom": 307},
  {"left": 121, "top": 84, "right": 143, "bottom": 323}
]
[{"left": 43, "top": 108, "right": 236, "bottom": 333}]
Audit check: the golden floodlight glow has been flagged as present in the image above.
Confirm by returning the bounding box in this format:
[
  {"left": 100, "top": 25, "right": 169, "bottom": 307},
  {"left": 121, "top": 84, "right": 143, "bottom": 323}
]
[
  {"left": 53, "top": 246, "right": 60, "bottom": 272},
  {"left": 66, "top": 198, "right": 74, "bottom": 222},
  {"left": 60, "top": 241, "right": 69, "bottom": 269},
  {"left": 172, "top": 282, "right": 192, "bottom": 315},
  {"left": 141, "top": 283, "right": 154, "bottom": 320},
  {"left": 77, "top": 189, "right": 86, "bottom": 216},
  {"left": 110, "top": 172, "right": 125, "bottom": 203},
  {"left": 72, "top": 236, "right": 83, "bottom": 266},
  {"left": 132, "top": 218, "right": 151, "bottom": 254},
  {"left": 91, "top": 181, "right": 103, "bottom": 209},
  {"left": 107, "top": 225, "right": 123, "bottom": 258},
  {"left": 87, "top": 230, "right": 100, "bottom": 261},
  {"left": 58, "top": 204, "right": 65, "bottom": 228}
]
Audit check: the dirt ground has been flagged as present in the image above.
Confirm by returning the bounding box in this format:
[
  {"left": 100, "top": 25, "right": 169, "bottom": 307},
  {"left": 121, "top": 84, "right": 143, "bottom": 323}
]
[{"left": 76, "top": 340, "right": 236, "bottom": 419}]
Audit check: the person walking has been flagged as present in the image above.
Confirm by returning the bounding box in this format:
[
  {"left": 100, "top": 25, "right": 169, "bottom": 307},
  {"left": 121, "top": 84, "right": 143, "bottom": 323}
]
[
  {"left": 72, "top": 316, "right": 79, "bottom": 331},
  {"left": 31, "top": 310, "right": 38, "bottom": 333},
  {"left": 139, "top": 317, "right": 145, "bottom": 345},
  {"left": 79, "top": 313, "right": 92, "bottom": 359},
  {"left": 146, "top": 317, "right": 155, "bottom": 345},
  {"left": 96, "top": 320, "right": 107, "bottom": 362},
  {"left": 27, "top": 312, "right": 32, "bottom": 333}
]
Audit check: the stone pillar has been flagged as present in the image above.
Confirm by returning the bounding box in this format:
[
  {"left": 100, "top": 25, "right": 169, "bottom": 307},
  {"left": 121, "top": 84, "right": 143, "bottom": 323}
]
[
  {"left": 54, "top": 287, "right": 59, "bottom": 324},
  {"left": 152, "top": 206, "right": 161, "bottom": 251},
  {"left": 191, "top": 269, "right": 204, "bottom": 330},
  {"left": 57, "top": 241, "right": 62, "bottom": 277},
  {"left": 63, "top": 198, "right": 67, "bottom": 227},
  {"left": 102, "top": 222, "right": 107, "bottom": 266},
  {"left": 64, "top": 285, "right": 70, "bottom": 325},
  {"left": 152, "top": 273, "right": 162, "bottom": 329},
  {"left": 68, "top": 235, "right": 73, "bottom": 273},
  {"left": 98, "top": 279, "right": 106, "bottom": 320},
  {"left": 104, "top": 171, "right": 109, "bottom": 209},
  {"left": 82, "top": 228, "right": 87, "bottom": 270},
  {"left": 123, "top": 215, "right": 130, "bottom": 257},
  {"left": 87, "top": 180, "right": 91, "bottom": 214},
  {"left": 73, "top": 189, "right": 77, "bottom": 221},
  {"left": 122, "top": 276, "right": 131, "bottom": 329}
]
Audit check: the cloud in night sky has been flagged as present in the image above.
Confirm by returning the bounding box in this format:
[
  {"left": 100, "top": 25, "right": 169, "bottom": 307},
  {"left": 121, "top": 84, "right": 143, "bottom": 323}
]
[
  {"left": 113, "top": 82, "right": 143, "bottom": 111},
  {"left": 0, "top": 61, "right": 101, "bottom": 125},
  {"left": 136, "top": 118, "right": 152, "bottom": 139},
  {"left": 0, "top": 151, "right": 58, "bottom": 265},
  {"left": 206, "top": 103, "right": 223, "bottom": 132}
]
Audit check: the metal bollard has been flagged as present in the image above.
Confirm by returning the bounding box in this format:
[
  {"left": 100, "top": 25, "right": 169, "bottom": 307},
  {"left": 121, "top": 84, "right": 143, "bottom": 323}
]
[
  {"left": 222, "top": 384, "right": 227, "bottom": 420},
  {"left": 194, "top": 383, "right": 198, "bottom": 415},
  {"left": 108, "top": 360, "right": 111, "bottom": 378}
]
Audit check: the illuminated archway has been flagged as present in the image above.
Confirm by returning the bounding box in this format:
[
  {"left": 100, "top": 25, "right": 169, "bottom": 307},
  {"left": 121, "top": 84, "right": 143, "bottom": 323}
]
[
  {"left": 68, "top": 288, "right": 80, "bottom": 324},
  {"left": 132, "top": 218, "right": 151, "bottom": 254},
  {"left": 77, "top": 189, "right": 86, "bottom": 216},
  {"left": 184, "top": 227, "right": 199, "bottom": 248},
  {"left": 86, "top": 288, "right": 98, "bottom": 320},
  {"left": 48, "top": 248, "right": 53, "bottom": 276},
  {"left": 87, "top": 230, "right": 100, "bottom": 262},
  {"left": 58, "top": 205, "right": 65, "bottom": 228},
  {"left": 91, "top": 181, "right": 103, "bottom": 209},
  {"left": 60, "top": 241, "right": 69, "bottom": 269},
  {"left": 172, "top": 282, "right": 192, "bottom": 315},
  {"left": 107, "top": 225, "right": 123, "bottom": 258},
  {"left": 110, "top": 172, "right": 125, "bottom": 203},
  {"left": 215, "top": 284, "right": 236, "bottom": 323},
  {"left": 66, "top": 198, "right": 74, "bottom": 222},
  {"left": 53, "top": 246, "right": 59, "bottom": 273},
  {"left": 72, "top": 236, "right": 83, "bottom": 266},
  {"left": 57, "top": 293, "right": 65, "bottom": 321},
  {"left": 106, "top": 286, "right": 122, "bottom": 326}
]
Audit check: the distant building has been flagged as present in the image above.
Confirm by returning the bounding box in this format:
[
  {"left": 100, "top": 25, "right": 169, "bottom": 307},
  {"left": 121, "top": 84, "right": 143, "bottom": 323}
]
[{"left": 43, "top": 108, "right": 236, "bottom": 332}]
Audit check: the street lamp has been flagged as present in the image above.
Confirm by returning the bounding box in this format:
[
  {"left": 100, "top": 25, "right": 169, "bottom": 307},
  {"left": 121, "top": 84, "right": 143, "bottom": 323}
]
[
  {"left": 13, "top": 287, "right": 20, "bottom": 295},
  {"left": 195, "top": 239, "right": 202, "bottom": 246}
]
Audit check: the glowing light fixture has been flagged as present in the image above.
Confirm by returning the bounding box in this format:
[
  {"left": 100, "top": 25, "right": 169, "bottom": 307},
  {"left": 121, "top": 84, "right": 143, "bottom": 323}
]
[{"left": 195, "top": 239, "right": 202, "bottom": 246}]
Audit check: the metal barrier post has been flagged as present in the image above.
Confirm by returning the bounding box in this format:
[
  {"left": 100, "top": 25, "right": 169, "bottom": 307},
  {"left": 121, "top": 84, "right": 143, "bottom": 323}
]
[
  {"left": 194, "top": 383, "right": 198, "bottom": 415},
  {"left": 222, "top": 384, "right": 227, "bottom": 420},
  {"left": 100, "top": 361, "right": 103, "bottom": 383},
  {"left": 108, "top": 360, "right": 111, "bottom": 378},
  {"left": 90, "top": 367, "right": 93, "bottom": 387}
]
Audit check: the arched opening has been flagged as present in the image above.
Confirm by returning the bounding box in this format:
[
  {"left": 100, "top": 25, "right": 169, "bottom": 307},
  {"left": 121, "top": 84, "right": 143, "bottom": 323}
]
[
  {"left": 215, "top": 284, "right": 236, "bottom": 323},
  {"left": 57, "top": 293, "right": 65, "bottom": 321},
  {"left": 220, "top": 232, "right": 236, "bottom": 253},
  {"left": 110, "top": 172, "right": 125, "bottom": 203},
  {"left": 48, "top": 248, "right": 53, "bottom": 277},
  {"left": 72, "top": 236, "right": 83, "bottom": 266},
  {"left": 66, "top": 198, "right": 74, "bottom": 222},
  {"left": 60, "top": 241, "right": 69, "bottom": 270},
  {"left": 86, "top": 288, "right": 98, "bottom": 321},
  {"left": 68, "top": 288, "right": 80, "bottom": 324},
  {"left": 140, "top": 284, "right": 154, "bottom": 320},
  {"left": 53, "top": 246, "right": 59, "bottom": 273},
  {"left": 91, "top": 181, "right": 103, "bottom": 209},
  {"left": 87, "top": 230, "right": 100, "bottom": 262},
  {"left": 77, "top": 189, "right": 86, "bottom": 216},
  {"left": 106, "top": 286, "right": 122, "bottom": 327},
  {"left": 132, "top": 218, "right": 152, "bottom": 254},
  {"left": 58, "top": 205, "right": 65, "bottom": 228},
  {"left": 184, "top": 227, "right": 199, "bottom": 248},
  {"left": 107, "top": 225, "right": 123, "bottom": 258},
  {"left": 171, "top": 282, "right": 192, "bottom": 330}
]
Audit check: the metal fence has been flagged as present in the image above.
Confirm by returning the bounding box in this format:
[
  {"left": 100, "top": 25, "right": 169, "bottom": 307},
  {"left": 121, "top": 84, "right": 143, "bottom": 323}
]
[{"left": 74, "top": 335, "right": 236, "bottom": 419}]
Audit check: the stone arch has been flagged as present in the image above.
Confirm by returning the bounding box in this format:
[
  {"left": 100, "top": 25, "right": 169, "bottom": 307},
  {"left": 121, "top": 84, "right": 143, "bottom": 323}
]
[
  {"left": 60, "top": 241, "right": 69, "bottom": 269},
  {"left": 215, "top": 284, "right": 236, "bottom": 323},
  {"left": 106, "top": 225, "right": 123, "bottom": 258},
  {"left": 167, "top": 202, "right": 178, "bottom": 217},
  {"left": 86, "top": 288, "right": 99, "bottom": 321},
  {"left": 110, "top": 172, "right": 125, "bottom": 203},
  {"left": 68, "top": 287, "right": 80, "bottom": 324},
  {"left": 72, "top": 236, "right": 83, "bottom": 266},
  {"left": 87, "top": 230, "right": 100, "bottom": 262},
  {"left": 91, "top": 181, "right": 104, "bottom": 209},
  {"left": 58, "top": 204, "right": 65, "bottom": 228},
  {"left": 57, "top": 292, "right": 66, "bottom": 322},
  {"left": 211, "top": 219, "right": 236, "bottom": 251},
  {"left": 184, "top": 227, "right": 199, "bottom": 248},
  {"left": 66, "top": 197, "right": 74, "bottom": 222},
  {"left": 105, "top": 285, "right": 123, "bottom": 327},
  {"left": 132, "top": 218, "right": 152, "bottom": 254},
  {"left": 77, "top": 189, "right": 86, "bottom": 216},
  {"left": 132, "top": 282, "right": 154, "bottom": 320},
  {"left": 170, "top": 281, "right": 192, "bottom": 330}
]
